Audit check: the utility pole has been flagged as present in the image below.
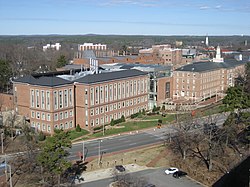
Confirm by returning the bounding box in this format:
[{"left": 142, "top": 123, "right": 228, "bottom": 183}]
[
  {"left": 82, "top": 141, "right": 84, "bottom": 161},
  {"left": 102, "top": 123, "right": 104, "bottom": 136},
  {"left": 98, "top": 140, "right": 102, "bottom": 165}
]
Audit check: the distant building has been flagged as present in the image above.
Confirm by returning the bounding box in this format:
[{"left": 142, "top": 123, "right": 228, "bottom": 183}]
[
  {"left": 43, "top": 43, "right": 61, "bottom": 51},
  {"left": 139, "top": 44, "right": 183, "bottom": 66},
  {"left": 205, "top": 35, "right": 209, "bottom": 46}
]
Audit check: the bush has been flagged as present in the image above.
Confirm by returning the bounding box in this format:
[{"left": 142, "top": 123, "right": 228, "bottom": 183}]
[
  {"left": 121, "top": 115, "right": 125, "bottom": 122},
  {"left": 161, "top": 105, "right": 165, "bottom": 111},
  {"left": 158, "top": 119, "right": 163, "bottom": 124},
  {"left": 110, "top": 119, "right": 115, "bottom": 126},
  {"left": 38, "top": 131, "right": 46, "bottom": 141},
  {"left": 142, "top": 109, "right": 146, "bottom": 115},
  {"left": 76, "top": 124, "right": 81, "bottom": 132}
]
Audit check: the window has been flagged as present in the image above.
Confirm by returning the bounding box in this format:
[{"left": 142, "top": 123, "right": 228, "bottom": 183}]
[
  {"left": 91, "top": 109, "right": 94, "bottom": 116},
  {"left": 126, "top": 81, "right": 129, "bottom": 97},
  {"left": 65, "top": 111, "right": 68, "bottom": 119},
  {"left": 47, "top": 114, "right": 51, "bottom": 121},
  {"left": 42, "top": 113, "right": 45, "bottom": 120},
  {"left": 31, "top": 90, "right": 34, "bottom": 107},
  {"left": 105, "top": 85, "right": 108, "bottom": 102},
  {"left": 48, "top": 125, "right": 51, "bottom": 132},
  {"left": 95, "top": 87, "right": 99, "bottom": 104},
  {"left": 122, "top": 82, "right": 125, "bottom": 98},
  {"left": 114, "top": 83, "right": 117, "bottom": 100},
  {"left": 109, "top": 84, "right": 113, "bottom": 101},
  {"left": 100, "top": 86, "right": 104, "bottom": 103},
  {"left": 42, "top": 123, "right": 46, "bottom": 131},
  {"left": 37, "top": 123, "right": 40, "bottom": 130},
  {"left": 31, "top": 111, "right": 35, "bottom": 118},
  {"left": 41, "top": 90, "right": 45, "bottom": 109},
  {"left": 65, "top": 122, "right": 69, "bottom": 129},
  {"left": 60, "top": 123, "right": 64, "bottom": 129},
  {"left": 54, "top": 91, "right": 58, "bottom": 110},
  {"left": 137, "top": 80, "right": 140, "bottom": 94},
  {"left": 96, "top": 108, "right": 99, "bottom": 115},
  {"left": 36, "top": 112, "right": 40, "bottom": 119},
  {"left": 36, "top": 90, "right": 40, "bottom": 108},
  {"left": 59, "top": 91, "right": 63, "bottom": 108},
  {"left": 64, "top": 90, "right": 68, "bottom": 107},
  {"left": 134, "top": 81, "right": 137, "bottom": 95},
  {"left": 118, "top": 83, "right": 121, "bottom": 99},
  {"left": 130, "top": 81, "right": 133, "bottom": 96},
  {"left": 69, "top": 89, "right": 73, "bottom": 106},
  {"left": 54, "top": 113, "right": 58, "bottom": 121},
  {"left": 69, "top": 121, "right": 73, "bottom": 128},
  {"left": 46, "top": 91, "right": 50, "bottom": 110},
  {"left": 69, "top": 110, "right": 73, "bottom": 117},
  {"left": 59, "top": 112, "right": 63, "bottom": 120}
]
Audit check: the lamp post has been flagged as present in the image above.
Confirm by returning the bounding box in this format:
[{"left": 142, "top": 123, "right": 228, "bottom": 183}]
[
  {"left": 102, "top": 122, "right": 104, "bottom": 136},
  {"left": 98, "top": 140, "right": 102, "bottom": 165},
  {"left": 1, "top": 130, "right": 4, "bottom": 154}
]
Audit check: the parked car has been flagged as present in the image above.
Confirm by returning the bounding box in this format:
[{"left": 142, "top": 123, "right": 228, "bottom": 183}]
[
  {"left": 144, "top": 184, "right": 156, "bottom": 187},
  {"left": 173, "top": 171, "right": 187, "bottom": 178},
  {"left": 165, "top": 167, "right": 178, "bottom": 174},
  {"left": 115, "top": 165, "right": 125, "bottom": 172}
]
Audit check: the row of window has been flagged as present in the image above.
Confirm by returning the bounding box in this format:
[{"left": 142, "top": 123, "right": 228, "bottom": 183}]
[
  {"left": 31, "top": 121, "right": 73, "bottom": 132},
  {"left": 30, "top": 89, "right": 73, "bottom": 110},
  {"left": 90, "top": 96, "right": 147, "bottom": 116},
  {"left": 89, "top": 105, "right": 147, "bottom": 127},
  {"left": 89, "top": 79, "right": 148, "bottom": 106},
  {"left": 31, "top": 110, "right": 74, "bottom": 121}
]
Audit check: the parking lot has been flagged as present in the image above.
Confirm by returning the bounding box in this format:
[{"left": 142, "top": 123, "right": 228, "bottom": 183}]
[{"left": 81, "top": 166, "right": 205, "bottom": 187}]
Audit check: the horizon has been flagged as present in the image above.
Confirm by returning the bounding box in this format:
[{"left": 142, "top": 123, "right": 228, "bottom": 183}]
[{"left": 1, "top": 0, "right": 250, "bottom": 35}]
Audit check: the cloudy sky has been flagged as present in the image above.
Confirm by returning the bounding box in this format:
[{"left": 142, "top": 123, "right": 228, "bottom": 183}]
[{"left": 0, "top": 0, "right": 249, "bottom": 35}]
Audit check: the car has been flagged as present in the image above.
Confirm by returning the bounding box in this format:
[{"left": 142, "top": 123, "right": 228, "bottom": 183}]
[
  {"left": 115, "top": 165, "right": 125, "bottom": 172},
  {"left": 164, "top": 167, "right": 178, "bottom": 174},
  {"left": 173, "top": 171, "right": 187, "bottom": 178},
  {"left": 144, "top": 184, "right": 156, "bottom": 187}
]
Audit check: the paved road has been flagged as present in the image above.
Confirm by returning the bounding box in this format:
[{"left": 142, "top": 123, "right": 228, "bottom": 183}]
[
  {"left": 69, "top": 113, "right": 229, "bottom": 161},
  {"left": 80, "top": 168, "right": 204, "bottom": 187}
]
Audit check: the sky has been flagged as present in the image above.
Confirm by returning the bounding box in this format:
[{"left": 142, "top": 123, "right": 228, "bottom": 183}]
[{"left": 0, "top": 0, "right": 250, "bottom": 35}]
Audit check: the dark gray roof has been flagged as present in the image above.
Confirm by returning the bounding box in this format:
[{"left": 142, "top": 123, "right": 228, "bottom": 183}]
[
  {"left": 175, "top": 60, "right": 247, "bottom": 72},
  {"left": 78, "top": 50, "right": 96, "bottom": 59},
  {"left": 13, "top": 75, "right": 72, "bottom": 87},
  {"left": 76, "top": 69, "right": 147, "bottom": 84}
]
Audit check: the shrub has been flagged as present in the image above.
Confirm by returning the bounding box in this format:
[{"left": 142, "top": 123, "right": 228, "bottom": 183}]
[
  {"left": 121, "top": 115, "right": 125, "bottom": 122},
  {"left": 76, "top": 124, "right": 81, "bottom": 132},
  {"left": 110, "top": 119, "right": 115, "bottom": 126},
  {"left": 142, "top": 109, "right": 146, "bottom": 115},
  {"left": 158, "top": 119, "right": 163, "bottom": 124},
  {"left": 161, "top": 105, "right": 165, "bottom": 111},
  {"left": 38, "top": 131, "right": 46, "bottom": 141}
]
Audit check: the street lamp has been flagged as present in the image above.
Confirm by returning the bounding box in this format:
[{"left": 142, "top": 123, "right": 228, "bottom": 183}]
[
  {"left": 98, "top": 140, "right": 103, "bottom": 165},
  {"left": 1, "top": 130, "right": 4, "bottom": 154}
]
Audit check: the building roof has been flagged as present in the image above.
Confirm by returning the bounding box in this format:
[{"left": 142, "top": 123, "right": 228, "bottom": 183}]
[
  {"left": 75, "top": 69, "right": 147, "bottom": 84},
  {"left": 175, "top": 60, "right": 247, "bottom": 73},
  {"left": 13, "top": 75, "right": 72, "bottom": 87}
]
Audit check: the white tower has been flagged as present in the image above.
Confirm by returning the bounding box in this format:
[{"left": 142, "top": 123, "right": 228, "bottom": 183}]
[
  {"left": 213, "top": 46, "right": 224, "bottom": 63},
  {"left": 205, "top": 35, "right": 209, "bottom": 46}
]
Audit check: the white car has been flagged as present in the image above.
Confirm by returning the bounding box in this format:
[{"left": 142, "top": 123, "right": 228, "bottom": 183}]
[{"left": 165, "top": 167, "right": 179, "bottom": 174}]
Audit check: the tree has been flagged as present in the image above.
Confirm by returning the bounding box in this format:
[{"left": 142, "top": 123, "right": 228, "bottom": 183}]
[
  {"left": 76, "top": 124, "right": 81, "bottom": 132},
  {"left": 121, "top": 115, "right": 125, "bottom": 123},
  {"left": 0, "top": 59, "right": 12, "bottom": 92},
  {"left": 222, "top": 86, "right": 249, "bottom": 111},
  {"left": 56, "top": 55, "right": 67, "bottom": 68},
  {"left": 37, "top": 129, "right": 72, "bottom": 186}
]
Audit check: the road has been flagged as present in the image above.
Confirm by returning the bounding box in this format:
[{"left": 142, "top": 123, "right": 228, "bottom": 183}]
[
  {"left": 80, "top": 168, "right": 204, "bottom": 187},
  {"left": 69, "top": 113, "right": 229, "bottom": 161}
]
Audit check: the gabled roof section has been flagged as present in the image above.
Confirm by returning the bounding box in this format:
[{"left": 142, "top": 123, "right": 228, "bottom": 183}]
[
  {"left": 75, "top": 69, "right": 147, "bottom": 84},
  {"left": 175, "top": 60, "right": 247, "bottom": 72},
  {"left": 13, "top": 75, "right": 72, "bottom": 87}
]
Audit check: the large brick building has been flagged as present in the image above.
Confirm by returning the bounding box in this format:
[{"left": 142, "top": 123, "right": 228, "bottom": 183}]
[
  {"left": 13, "top": 69, "right": 148, "bottom": 134},
  {"left": 172, "top": 60, "right": 246, "bottom": 103}
]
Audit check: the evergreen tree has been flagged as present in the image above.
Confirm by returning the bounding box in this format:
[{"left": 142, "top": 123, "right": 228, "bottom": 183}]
[
  {"left": 56, "top": 55, "right": 67, "bottom": 68},
  {"left": 37, "top": 129, "right": 72, "bottom": 186}
]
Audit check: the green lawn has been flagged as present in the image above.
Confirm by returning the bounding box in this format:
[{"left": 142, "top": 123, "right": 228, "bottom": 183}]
[
  {"left": 142, "top": 114, "right": 175, "bottom": 123},
  {"left": 91, "top": 120, "right": 159, "bottom": 138},
  {"left": 68, "top": 129, "right": 89, "bottom": 140}
]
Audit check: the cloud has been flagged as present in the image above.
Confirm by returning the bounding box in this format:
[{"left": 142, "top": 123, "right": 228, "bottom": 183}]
[{"left": 199, "top": 6, "right": 210, "bottom": 10}]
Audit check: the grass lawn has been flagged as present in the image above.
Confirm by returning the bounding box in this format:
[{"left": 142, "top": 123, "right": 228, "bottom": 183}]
[
  {"left": 141, "top": 114, "right": 175, "bottom": 123},
  {"left": 91, "top": 120, "right": 159, "bottom": 138},
  {"left": 68, "top": 129, "right": 89, "bottom": 140}
]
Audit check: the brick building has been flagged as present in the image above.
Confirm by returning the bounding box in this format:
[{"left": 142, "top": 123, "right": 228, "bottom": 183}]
[
  {"left": 172, "top": 60, "right": 246, "bottom": 103},
  {"left": 12, "top": 69, "right": 148, "bottom": 134}
]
